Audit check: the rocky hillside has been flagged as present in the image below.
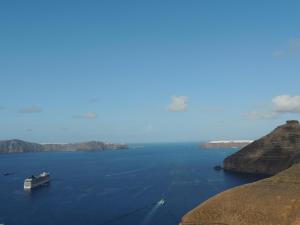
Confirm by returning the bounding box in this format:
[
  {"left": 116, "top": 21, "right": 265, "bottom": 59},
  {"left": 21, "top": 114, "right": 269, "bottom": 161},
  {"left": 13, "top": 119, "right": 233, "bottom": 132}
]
[
  {"left": 180, "top": 162, "right": 300, "bottom": 225},
  {"left": 43, "top": 141, "right": 127, "bottom": 151},
  {"left": 0, "top": 139, "right": 44, "bottom": 153},
  {"left": 224, "top": 120, "right": 300, "bottom": 175},
  {"left": 0, "top": 139, "right": 128, "bottom": 153},
  {"left": 180, "top": 120, "right": 300, "bottom": 225}
]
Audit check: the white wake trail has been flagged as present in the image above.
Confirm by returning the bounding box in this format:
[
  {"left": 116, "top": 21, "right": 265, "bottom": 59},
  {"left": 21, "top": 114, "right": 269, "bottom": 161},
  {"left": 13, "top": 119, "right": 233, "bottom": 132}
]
[{"left": 140, "top": 199, "right": 165, "bottom": 225}]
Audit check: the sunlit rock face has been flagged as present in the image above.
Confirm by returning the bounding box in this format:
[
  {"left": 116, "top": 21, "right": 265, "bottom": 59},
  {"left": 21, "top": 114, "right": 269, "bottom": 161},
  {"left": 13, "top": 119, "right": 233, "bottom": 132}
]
[{"left": 180, "top": 162, "right": 300, "bottom": 225}]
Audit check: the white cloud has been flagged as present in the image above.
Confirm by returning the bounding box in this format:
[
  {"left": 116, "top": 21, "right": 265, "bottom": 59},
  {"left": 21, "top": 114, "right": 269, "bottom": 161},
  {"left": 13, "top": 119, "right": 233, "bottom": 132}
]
[
  {"left": 19, "top": 106, "right": 42, "bottom": 113},
  {"left": 82, "top": 112, "right": 98, "bottom": 119},
  {"left": 273, "top": 37, "right": 300, "bottom": 57},
  {"left": 89, "top": 98, "right": 100, "bottom": 103},
  {"left": 272, "top": 95, "right": 300, "bottom": 113},
  {"left": 146, "top": 124, "right": 153, "bottom": 131},
  {"left": 199, "top": 107, "right": 224, "bottom": 113},
  {"left": 272, "top": 50, "right": 284, "bottom": 58},
  {"left": 289, "top": 38, "right": 300, "bottom": 51},
  {"left": 166, "top": 96, "right": 188, "bottom": 112},
  {"left": 245, "top": 111, "right": 279, "bottom": 120},
  {"left": 74, "top": 112, "right": 98, "bottom": 120},
  {"left": 245, "top": 94, "right": 300, "bottom": 120}
]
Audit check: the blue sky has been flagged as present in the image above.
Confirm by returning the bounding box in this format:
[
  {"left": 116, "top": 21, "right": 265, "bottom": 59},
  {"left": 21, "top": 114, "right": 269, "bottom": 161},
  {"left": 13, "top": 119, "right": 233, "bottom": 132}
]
[{"left": 0, "top": 0, "right": 300, "bottom": 143}]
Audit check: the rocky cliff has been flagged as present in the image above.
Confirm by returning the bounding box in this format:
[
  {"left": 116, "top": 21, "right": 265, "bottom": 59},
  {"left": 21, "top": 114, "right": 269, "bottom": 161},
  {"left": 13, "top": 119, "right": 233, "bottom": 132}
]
[
  {"left": 224, "top": 120, "right": 300, "bottom": 175},
  {"left": 0, "top": 139, "right": 44, "bottom": 153},
  {"left": 180, "top": 162, "right": 300, "bottom": 225},
  {"left": 43, "top": 141, "right": 127, "bottom": 151},
  {"left": 180, "top": 120, "right": 300, "bottom": 225},
  {"left": 0, "top": 139, "right": 128, "bottom": 153}
]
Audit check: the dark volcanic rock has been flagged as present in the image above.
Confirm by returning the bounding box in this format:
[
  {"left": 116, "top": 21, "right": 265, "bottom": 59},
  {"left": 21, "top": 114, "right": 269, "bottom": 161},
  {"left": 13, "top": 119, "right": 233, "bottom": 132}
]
[
  {"left": 0, "top": 139, "right": 128, "bottom": 153},
  {"left": 224, "top": 120, "right": 300, "bottom": 175}
]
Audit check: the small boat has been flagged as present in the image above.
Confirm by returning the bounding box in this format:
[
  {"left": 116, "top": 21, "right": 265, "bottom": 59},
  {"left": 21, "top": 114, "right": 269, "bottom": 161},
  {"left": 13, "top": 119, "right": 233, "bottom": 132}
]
[
  {"left": 24, "top": 172, "right": 50, "bottom": 190},
  {"left": 2, "top": 172, "right": 14, "bottom": 176},
  {"left": 214, "top": 165, "right": 223, "bottom": 171},
  {"left": 158, "top": 199, "right": 165, "bottom": 205}
]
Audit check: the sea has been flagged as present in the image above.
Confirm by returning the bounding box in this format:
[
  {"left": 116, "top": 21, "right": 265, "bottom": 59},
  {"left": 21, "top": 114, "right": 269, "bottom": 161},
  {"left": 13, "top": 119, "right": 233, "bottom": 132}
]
[{"left": 0, "top": 143, "right": 263, "bottom": 225}]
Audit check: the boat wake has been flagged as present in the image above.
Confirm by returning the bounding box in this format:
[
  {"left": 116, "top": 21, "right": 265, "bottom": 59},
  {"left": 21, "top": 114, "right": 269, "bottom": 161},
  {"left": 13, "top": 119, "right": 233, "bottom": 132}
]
[
  {"left": 106, "top": 168, "right": 146, "bottom": 177},
  {"left": 133, "top": 185, "right": 154, "bottom": 198},
  {"left": 140, "top": 199, "right": 165, "bottom": 225},
  {"left": 98, "top": 198, "right": 165, "bottom": 225}
]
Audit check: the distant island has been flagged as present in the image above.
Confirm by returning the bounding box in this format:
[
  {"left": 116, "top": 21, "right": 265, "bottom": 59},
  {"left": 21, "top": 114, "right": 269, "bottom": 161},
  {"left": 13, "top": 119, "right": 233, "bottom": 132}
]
[
  {"left": 0, "top": 139, "right": 128, "bottom": 154},
  {"left": 180, "top": 120, "right": 300, "bottom": 225},
  {"left": 200, "top": 140, "right": 253, "bottom": 149}
]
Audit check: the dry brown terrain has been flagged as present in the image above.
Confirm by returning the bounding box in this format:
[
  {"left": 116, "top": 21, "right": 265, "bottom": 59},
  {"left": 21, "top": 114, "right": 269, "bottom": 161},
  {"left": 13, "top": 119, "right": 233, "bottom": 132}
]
[
  {"left": 180, "top": 162, "right": 300, "bottom": 225},
  {"left": 180, "top": 121, "right": 300, "bottom": 225}
]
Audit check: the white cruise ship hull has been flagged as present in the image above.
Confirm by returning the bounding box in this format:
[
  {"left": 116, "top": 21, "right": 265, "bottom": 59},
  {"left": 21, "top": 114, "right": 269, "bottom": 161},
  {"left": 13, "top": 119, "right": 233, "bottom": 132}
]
[{"left": 24, "top": 172, "right": 50, "bottom": 190}]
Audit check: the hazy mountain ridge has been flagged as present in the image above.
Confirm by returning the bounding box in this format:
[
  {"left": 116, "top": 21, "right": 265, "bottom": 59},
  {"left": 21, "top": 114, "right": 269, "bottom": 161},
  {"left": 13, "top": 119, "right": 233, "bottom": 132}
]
[{"left": 0, "top": 139, "right": 128, "bottom": 153}]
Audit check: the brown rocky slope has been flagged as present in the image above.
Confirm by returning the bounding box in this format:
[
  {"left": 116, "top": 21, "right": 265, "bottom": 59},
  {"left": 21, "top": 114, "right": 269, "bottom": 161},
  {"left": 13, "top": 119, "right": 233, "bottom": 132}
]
[
  {"left": 180, "top": 162, "right": 300, "bottom": 225},
  {"left": 224, "top": 120, "right": 300, "bottom": 175},
  {"left": 180, "top": 121, "right": 300, "bottom": 225}
]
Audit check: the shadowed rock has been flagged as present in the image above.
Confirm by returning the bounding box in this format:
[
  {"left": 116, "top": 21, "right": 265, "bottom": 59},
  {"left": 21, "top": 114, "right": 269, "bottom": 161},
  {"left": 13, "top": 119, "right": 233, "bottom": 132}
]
[{"left": 224, "top": 120, "right": 300, "bottom": 175}]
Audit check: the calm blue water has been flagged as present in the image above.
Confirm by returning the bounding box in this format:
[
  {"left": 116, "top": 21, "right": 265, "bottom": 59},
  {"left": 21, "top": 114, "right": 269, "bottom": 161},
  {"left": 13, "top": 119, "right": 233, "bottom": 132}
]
[{"left": 0, "top": 143, "right": 262, "bottom": 225}]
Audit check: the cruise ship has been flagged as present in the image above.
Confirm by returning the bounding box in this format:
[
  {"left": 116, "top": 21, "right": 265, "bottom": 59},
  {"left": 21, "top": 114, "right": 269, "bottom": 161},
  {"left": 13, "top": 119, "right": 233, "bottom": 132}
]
[{"left": 24, "top": 172, "right": 50, "bottom": 190}]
